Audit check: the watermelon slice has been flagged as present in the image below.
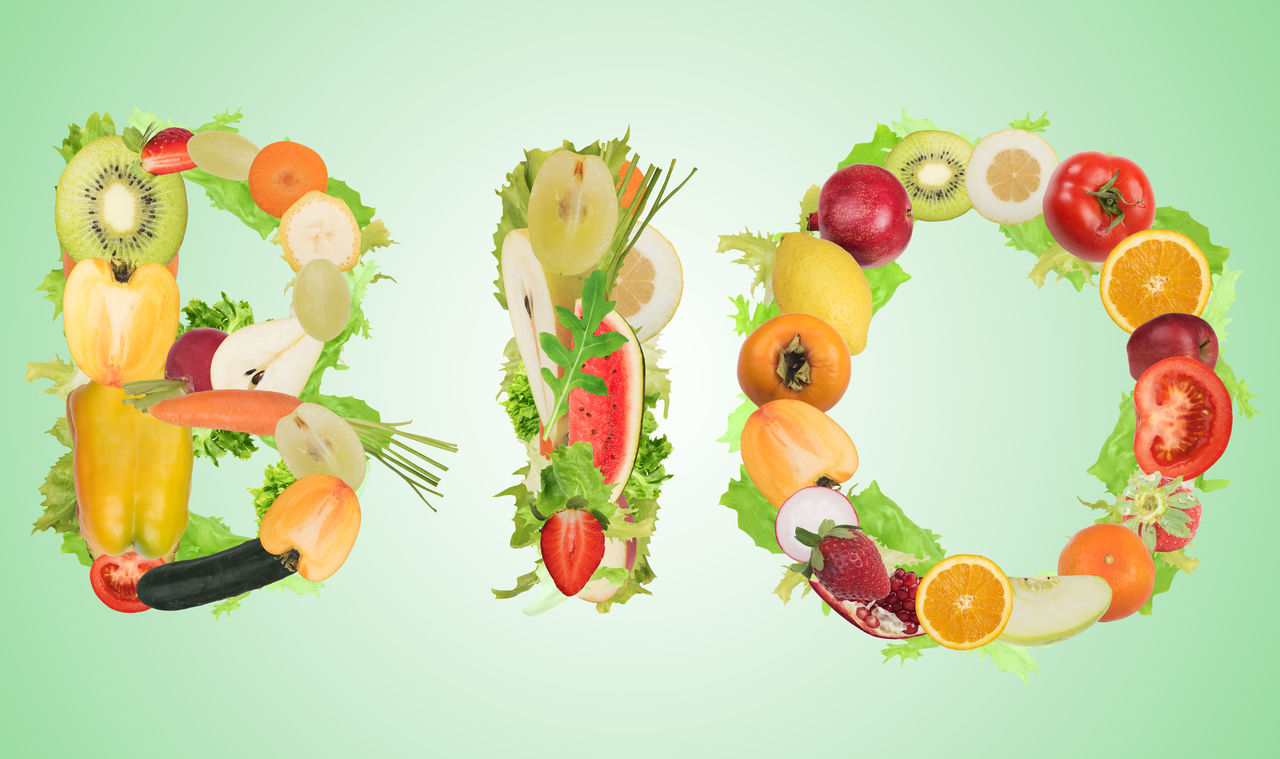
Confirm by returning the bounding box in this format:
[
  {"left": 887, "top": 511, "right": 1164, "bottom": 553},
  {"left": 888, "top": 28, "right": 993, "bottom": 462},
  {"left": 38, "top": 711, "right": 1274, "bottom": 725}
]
[{"left": 568, "top": 310, "right": 644, "bottom": 501}]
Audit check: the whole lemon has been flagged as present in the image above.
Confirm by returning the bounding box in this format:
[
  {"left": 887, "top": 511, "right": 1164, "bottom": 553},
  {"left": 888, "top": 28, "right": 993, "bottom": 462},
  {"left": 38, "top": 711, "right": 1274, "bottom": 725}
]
[{"left": 772, "top": 233, "right": 873, "bottom": 354}]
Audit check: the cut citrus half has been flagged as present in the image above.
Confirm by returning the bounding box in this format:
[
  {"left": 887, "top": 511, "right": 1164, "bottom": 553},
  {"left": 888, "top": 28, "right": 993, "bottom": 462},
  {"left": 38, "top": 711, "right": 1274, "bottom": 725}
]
[
  {"left": 1100, "top": 229, "right": 1211, "bottom": 333},
  {"left": 965, "top": 129, "right": 1058, "bottom": 225},
  {"left": 916, "top": 554, "right": 1013, "bottom": 651},
  {"left": 611, "top": 225, "right": 683, "bottom": 343}
]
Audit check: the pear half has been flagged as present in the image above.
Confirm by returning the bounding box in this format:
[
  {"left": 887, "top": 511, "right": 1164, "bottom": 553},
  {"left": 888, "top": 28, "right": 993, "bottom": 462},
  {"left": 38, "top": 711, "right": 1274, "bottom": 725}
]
[
  {"left": 502, "top": 229, "right": 557, "bottom": 426},
  {"left": 999, "top": 575, "right": 1112, "bottom": 647},
  {"left": 209, "top": 317, "right": 323, "bottom": 396}
]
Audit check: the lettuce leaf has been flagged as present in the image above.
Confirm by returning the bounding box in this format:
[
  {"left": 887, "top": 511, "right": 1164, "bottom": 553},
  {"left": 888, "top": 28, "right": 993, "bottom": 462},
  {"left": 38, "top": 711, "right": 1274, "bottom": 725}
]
[
  {"left": 881, "top": 635, "right": 1037, "bottom": 681},
  {"left": 866, "top": 263, "right": 912, "bottom": 315},
  {"left": 718, "top": 231, "right": 776, "bottom": 303},
  {"left": 1009, "top": 111, "right": 1051, "bottom": 132},
  {"left": 1215, "top": 357, "right": 1258, "bottom": 419},
  {"left": 1153, "top": 207, "right": 1228, "bottom": 275},
  {"left": 1088, "top": 393, "right": 1138, "bottom": 496},
  {"left": 32, "top": 452, "right": 76, "bottom": 534},
  {"left": 183, "top": 168, "right": 279, "bottom": 239},
  {"left": 719, "top": 466, "right": 782, "bottom": 554},
  {"left": 55, "top": 113, "right": 116, "bottom": 163},
  {"left": 1000, "top": 216, "right": 1098, "bottom": 291},
  {"left": 298, "top": 260, "right": 387, "bottom": 402},
  {"left": 624, "top": 400, "right": 673, "bottom": 502},
  {"left": 249, "top": 460, "right": 296, "bottom": 523},
  {"left": 38, "top": 269, "right": 66, "bottom": 320},
  {"left": 717, "top": 395, "right": 756, "bottom": 454},
  {"left": 180, "top": 292, "right": 255, "bottom": 334},
  {"left": 728, "top": 295, "right": 780, "bottom": 337},
  {"left": 192, "top": 428, "right": 257, "bottom": 464},
  {"left": 849, "top": 482, "right": 944, "bottom": 574},
  {"left": 838, "top": 123, "right": 899, "bottom": 169},
  {"left": 501, "top": 368, "right": 540, "bottom": 442},
  {"left": 326, "top": 179, "right": 375, "bottom": 228},
  {"left": 25, "top": 357, "right": 80, "bottom": 398}
]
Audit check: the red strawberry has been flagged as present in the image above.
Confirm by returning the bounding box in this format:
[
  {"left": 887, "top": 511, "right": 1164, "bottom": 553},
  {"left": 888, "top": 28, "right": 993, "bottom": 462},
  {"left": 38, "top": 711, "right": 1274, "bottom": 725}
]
[
  {"left": 1120, "top": 472, "right": 1201, "bottom": 552},
  {"left": 141, "top": 127, "right": 196, "bottom": 175},
  {"left": 540, "top": 509, "right": 605, "bottom": 596},
  {"left": 801, "top": 522, "right": 889, "bottom": 602}
]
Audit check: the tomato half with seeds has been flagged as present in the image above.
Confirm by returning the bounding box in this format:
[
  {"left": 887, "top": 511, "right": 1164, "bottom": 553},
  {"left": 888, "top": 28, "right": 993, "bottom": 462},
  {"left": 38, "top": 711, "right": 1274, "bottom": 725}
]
[
  {"left": 737, "top": 313, "right": 851, "bottom": 411},
  {"left": 1133, "top": 356, "right": 1232, "bottom": 481},
  {"left": 90, "top": 552, "right": 166, "bottom": 613}
]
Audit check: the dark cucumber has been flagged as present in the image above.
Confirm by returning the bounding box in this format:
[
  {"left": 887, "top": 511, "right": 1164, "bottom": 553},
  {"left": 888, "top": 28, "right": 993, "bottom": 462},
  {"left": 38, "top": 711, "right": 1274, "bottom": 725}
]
[{"left": 137, "top": 539, "right": 298, "bottom": 611}]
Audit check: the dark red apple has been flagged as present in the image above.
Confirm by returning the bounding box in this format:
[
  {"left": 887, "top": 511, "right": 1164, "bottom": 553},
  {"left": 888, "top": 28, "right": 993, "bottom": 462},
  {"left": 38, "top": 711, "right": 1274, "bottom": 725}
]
[
  {"left": 807, "top": 164, "right": 913, "bottom": 268},
  {"left": 165, "top": 328, "right": 229, "bottom": 392},
  {"left": 1127, "top": 313, "right": 1218, "bottom": 380}
]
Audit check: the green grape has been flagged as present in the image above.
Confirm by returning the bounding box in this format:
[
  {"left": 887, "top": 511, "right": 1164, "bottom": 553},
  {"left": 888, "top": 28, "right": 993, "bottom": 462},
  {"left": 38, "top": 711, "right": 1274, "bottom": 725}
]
[
  {"left": 186, "top": 130, "right": 259, "bottom": 181},
  {"left": 274, "top": 402, "right": 367, "bottom": 490},
  {"left": 528, "top": 150, "right": 618, "bottom": 275},
  {"left": 293, "top": 259, "right": 350, "bottom": 341}
]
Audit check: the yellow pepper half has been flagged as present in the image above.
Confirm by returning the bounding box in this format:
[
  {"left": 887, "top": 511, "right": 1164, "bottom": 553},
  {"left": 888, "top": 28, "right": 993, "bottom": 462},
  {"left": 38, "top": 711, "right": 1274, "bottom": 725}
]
[
  {"left": 63, "top": 258, "right": 179, "bottom": 388},
  {"left": 68, "top": 381, "right": 192, "bottom": 558}
]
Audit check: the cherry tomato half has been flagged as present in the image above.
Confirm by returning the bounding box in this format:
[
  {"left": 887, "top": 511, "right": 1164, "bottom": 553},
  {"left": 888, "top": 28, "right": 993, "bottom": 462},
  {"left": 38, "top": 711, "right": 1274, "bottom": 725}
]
[
  {"left": 1134, "top": 356, "right": 1232, "bottom": 481},
  {"left": 89, "top": 552, "right": 166, "bottom": 613},
  {"left": 1043, "top": 152, "right": 1155, "bottom": 263}
]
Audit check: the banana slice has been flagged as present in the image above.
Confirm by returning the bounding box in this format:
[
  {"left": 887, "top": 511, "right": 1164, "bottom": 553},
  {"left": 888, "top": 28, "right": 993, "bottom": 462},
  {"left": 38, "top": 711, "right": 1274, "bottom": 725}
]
[{"left": 280, "top": 191, "right": 360, "bottom": 272}]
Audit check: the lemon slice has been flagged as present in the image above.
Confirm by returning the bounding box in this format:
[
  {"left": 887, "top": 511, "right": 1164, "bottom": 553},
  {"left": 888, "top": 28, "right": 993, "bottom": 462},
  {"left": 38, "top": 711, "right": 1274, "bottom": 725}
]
[
  {"left": 966, "top": 129, "right": 1059, "bottom": 225},
  {"left": 613, "top": 225, "right": 683, "bottom": 342}
]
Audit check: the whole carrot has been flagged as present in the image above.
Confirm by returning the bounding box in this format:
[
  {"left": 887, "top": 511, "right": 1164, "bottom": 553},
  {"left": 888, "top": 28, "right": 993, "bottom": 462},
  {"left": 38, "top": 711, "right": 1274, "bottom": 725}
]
[{"left": 149, "top": 390, "right": 302, "bottom": 435}]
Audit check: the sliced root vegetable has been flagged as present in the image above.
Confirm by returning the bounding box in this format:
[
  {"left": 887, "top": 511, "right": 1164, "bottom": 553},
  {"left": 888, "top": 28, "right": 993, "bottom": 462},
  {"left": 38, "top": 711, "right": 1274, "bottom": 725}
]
[
  {"left": 611, "top": 224, "right": 682, "bottom": 343},
  {"left": 279, "top": 191, "right": 360, "bottom": 272},
  {"left": 187, "top": 131, "right": 261, "bottom": 181},
  {"left": 146, "top": 389, "right": 302, "bottom": 435},
  {"left": 275, "top": 402, "right": 367, "bottom": 490},
  {"left": 209, "top": 317, "right": 323, "bottom": 395},
  {"left": 775, "top": 486, "right": 858, "bottom": 562},
  {"left": 249, "top": 141, "right": 328, "bottom": 218},
  {"left": 966, "top": 129, "right": 1059, "bottom": 225}
]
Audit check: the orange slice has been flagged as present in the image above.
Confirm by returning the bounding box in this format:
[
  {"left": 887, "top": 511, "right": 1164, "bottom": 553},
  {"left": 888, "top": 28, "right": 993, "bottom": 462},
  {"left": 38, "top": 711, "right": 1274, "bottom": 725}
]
[
  {"left": 1100, "top": 229, "right": 1211, "bottom": 333},
  {"left": 916, "top": 554, "right": 1013, "bottom": 650}
]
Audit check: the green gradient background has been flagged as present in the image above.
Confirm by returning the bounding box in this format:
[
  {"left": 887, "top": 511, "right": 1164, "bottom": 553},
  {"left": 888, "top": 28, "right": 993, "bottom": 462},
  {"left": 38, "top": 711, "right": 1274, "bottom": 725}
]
[{"left": 3, "top": 1, "right": 1277, "bottom": 755}]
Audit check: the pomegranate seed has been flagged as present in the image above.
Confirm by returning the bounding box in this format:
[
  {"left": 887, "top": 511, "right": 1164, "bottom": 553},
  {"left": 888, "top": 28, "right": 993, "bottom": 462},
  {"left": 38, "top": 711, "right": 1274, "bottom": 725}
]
[
  {"left": 865, "top": 615, "right": 879, "bottom": 629},
  {"left": 855, "top": 607, "right": 869, "bottom": 621}
]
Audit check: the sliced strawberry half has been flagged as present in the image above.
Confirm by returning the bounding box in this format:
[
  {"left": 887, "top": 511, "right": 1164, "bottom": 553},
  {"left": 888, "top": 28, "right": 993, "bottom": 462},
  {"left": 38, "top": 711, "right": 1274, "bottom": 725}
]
[
  {"left": 141, "top": 127, "right": 196, "bottom": 175},
  {"left": 540, "top": 509, "right": 605, "bottom": 596}
]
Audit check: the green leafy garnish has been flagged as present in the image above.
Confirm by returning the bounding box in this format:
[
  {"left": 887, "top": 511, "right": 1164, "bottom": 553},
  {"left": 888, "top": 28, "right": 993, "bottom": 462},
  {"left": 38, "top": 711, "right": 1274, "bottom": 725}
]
[
  {"left": 717, "top": 231, "right": 777, "bottom": 302},
  {"left": 249, "top": 460, "right": 297, "bottom": 523},
  {"left": 838, "top": 123, "right": 899, "bottom": 168},
  {"left": 623, "top": 398, "right": 673, "bottom": 502},
  {"left": 728, "top": 295, "right": 780, "bottom": 337},
  {"left": 1153, "top": 206, "right": 1229, "bottom": 275},
  {"left": 192, "top": 428, "right": 258, "bottom": 465},
  {"left": 501, "top": 368, "right": 540, "bottom": 442},
  {"left": 55, "top": 113, "right": 116, "bottom": 163},
  {"left": 1009, "top": 111, "right": 1051, "bottom": 132},
  {"left": 38, "top": 269, "right": 66, "bottom": 320},
  {"left": 717, "top": 395, "right": 756, "bottom": 454},
  {"left": 719, "top": 466, "right": 782, "bottom": 554},
  {"left": 25, "top": 357, "right": 79, "bottom": 398},
  {"left": 1088, "top": 393, "right": 1138, "bottom": 496},
  {"left": 537, "top": 270, "right": 628, "bottom": 439},
  {"left": 849, "top": 482, "right": 944, "bottom": 574},
  {"left": 865, "top": 263, "right": 912, "bottom": 315},
  {"left": 180, "top": 293, "right": 254, "bottom": 334},
  {"left": 33, "top": 452, "right": 77, "bottom": 535},
  {"left": 1000, "top": 216, "right": 1098, "bottom": 290}
]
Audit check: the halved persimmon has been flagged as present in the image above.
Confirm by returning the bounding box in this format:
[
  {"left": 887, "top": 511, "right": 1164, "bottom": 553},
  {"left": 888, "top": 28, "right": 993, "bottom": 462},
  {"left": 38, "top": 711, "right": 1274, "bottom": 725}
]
[
  {"left": 1100, "top": 229, "right": 1210, "bottom": 333},
  {"left": 739, "top": 399, "right": 857, "bottom": 508},
  {"left": 259, "top": 474, "right": 360, "bottom": 582},
  {"left": 916, "top": 554, "right": 1013, "bottom": 650}
]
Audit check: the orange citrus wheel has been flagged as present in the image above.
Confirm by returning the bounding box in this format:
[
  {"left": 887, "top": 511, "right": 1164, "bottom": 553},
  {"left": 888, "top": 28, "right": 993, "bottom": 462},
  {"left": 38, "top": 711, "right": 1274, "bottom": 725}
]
[
  {"left": 1099, "top": 229, "right": 1211, "bottom": 333},
  {"left": 916, "top": 554, "right": 1013, "bottom": 651}
]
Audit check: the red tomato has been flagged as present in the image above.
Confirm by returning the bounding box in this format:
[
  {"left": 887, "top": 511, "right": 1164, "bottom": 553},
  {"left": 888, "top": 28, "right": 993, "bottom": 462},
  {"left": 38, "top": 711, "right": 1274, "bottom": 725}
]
[
  {"left": 1042, "top": 152, "right": 1155, "bottom": 263},
  {"left": 1134, "top": 356, "right": 1232, "bottom": 481},
  {"left": 89, "top": 552, "right": 166, "bottom": 613}
]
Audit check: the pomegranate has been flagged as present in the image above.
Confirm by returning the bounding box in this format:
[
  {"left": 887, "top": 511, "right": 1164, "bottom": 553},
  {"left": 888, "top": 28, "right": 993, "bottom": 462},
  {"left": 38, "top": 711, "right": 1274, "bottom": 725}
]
[
  {"left": 807, "top": 164, "right": 913, "bottom": 268},
  {"left": 811, "top": 567, "right": 925, "bottom": 639}
]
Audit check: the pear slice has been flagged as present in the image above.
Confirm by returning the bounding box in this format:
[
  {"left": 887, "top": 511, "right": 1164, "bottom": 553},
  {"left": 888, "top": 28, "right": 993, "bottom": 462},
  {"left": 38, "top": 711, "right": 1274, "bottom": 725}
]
[
  {"left": 209, "top": 317, "right": 323, "bottom": 396},
  {"left": 501, "top": 229, "right": 557, "bottom": 426},
  {"left": 999, "top": 575, "right": 1113, "bottom": 647}
]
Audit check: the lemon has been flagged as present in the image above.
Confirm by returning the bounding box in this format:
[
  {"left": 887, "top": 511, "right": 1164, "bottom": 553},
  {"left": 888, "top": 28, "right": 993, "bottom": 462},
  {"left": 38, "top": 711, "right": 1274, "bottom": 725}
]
[
  {"left": 612, "top": 225, "right": 683, "bottom": 342},
  {"left": 772, "top": 233, "right": 872, "bottom": 354}
]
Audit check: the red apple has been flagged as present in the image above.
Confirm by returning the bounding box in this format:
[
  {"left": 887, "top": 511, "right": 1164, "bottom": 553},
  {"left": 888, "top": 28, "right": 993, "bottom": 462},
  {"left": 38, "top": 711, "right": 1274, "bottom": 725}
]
[
  {"left": 808, "top": 164, "right": 913, "bottom": 268},
  {"left": 165, "top": 328, "right": 229, "bottom": 392},
  {"left": 1127, "top": 313, "right": 1218, "bottom": 380}
]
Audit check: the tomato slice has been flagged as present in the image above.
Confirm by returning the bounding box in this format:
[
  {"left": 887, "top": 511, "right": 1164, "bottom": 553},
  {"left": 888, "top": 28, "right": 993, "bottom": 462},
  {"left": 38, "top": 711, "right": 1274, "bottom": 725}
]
[
  {"left": 1134, "top": 356, "right": 1232, "bottom": 481},
  {"left": 89, "top": 552, "right": 166, "bottom": 613}
]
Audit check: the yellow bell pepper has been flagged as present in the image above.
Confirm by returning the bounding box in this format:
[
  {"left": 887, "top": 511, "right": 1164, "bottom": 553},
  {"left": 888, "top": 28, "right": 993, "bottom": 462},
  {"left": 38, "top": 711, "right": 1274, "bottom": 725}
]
[
  {"left": 63, "top": 258, "right": 179, "bottom": 388},
  {"left": 68, "top": 381, "right": 192, "bottom": 558}
]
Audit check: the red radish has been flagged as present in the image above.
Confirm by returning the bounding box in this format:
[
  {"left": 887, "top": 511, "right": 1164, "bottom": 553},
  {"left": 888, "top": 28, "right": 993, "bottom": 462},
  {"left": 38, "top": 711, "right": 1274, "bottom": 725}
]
[
  {"left": 141, "top": 127, "right": 196, "bottom": 175},
  {"left": 775, "top": 486, "right": 858, "bottom": 562},
  {"left": 165, "top": 328, "right": 228, "bottom": 392},
  {"left": 540, "top": 509, "right": 606, "bottom": 596}
]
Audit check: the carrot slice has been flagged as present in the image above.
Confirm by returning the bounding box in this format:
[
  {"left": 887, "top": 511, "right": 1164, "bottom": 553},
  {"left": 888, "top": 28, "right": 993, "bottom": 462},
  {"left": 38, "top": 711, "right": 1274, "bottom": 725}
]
[{"left": 149, "top": 389, "right": 302, "bottom": 435}]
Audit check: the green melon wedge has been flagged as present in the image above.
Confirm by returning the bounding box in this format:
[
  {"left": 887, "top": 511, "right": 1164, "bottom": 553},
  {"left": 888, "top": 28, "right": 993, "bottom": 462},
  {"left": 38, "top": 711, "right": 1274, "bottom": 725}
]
[{"left": 999, "top": 575, "right": 1112, "bottom": 647}]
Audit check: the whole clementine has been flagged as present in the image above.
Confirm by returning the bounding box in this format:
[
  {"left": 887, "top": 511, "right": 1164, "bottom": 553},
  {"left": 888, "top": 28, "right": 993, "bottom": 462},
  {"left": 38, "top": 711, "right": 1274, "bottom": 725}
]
[{"left": 1058, "top": 523, "right": 1155, "bottom": 622}]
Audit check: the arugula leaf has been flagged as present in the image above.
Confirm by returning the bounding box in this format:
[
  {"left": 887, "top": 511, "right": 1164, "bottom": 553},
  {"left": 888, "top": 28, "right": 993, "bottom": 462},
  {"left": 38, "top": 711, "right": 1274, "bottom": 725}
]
[
  {"left": 33, "top": 452, "right": 77, "bottom": 534},
  {"left": 1088, "top": 393, "right": 1138, "bottom": 496},
  {"left": 180, "top": 292, "right": 255, "bottom": 334},
  {"left": 1000, "top": 216, "right": 1098, "bottom": 290},
  {"left": 717, "top": 394, "right": 756, "bottom": 453},
  {"left": 1153, "top": 207, "right": 1228, "bottom": 275},
  {"left": 1009, "top": 111, "right": 1051, "bottom": 132},
  {"left": 501, "top": 368, "right": 540, "bottom": 442},
  {"left": 25, "top": 357, "right": 80, "bottom": 398},
  {"left": 717, "top": 231, "right": 777, "bottom": 303},
  {"left": 537, "top": 270, "right": 628, "bottom": 437},
  {"left": 728, "top": 295, "right": 780, "bottom": 337},
  {"left": 849, "top": 482, "right": 944, "bottom": 574},
  {"left": 249, "top": 460, "right": 297, "bottom": 522},
  {"left": 38, "top": 269, "right": 66, "bottom": 320},
  {"left": 719, "top": 466, "right": 783, "bottom": 554},
  {"left": 838, "top": 123, "right": 899, "bottom": 169},
  {"left": 55, "top": 113, "right": 116, "bottom": 163},
  {"left": 192, "top": 428, "right": 258, "bottom": 464},
  {"left": 866, "top": 263, "right": 912, "bottom": 315}
]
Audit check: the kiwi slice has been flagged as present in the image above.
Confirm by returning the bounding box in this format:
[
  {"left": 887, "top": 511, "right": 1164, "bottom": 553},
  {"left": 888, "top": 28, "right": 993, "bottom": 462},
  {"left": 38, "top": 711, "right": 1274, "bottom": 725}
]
[
  {"left": 884, "top": 130, "right": 973, "bottom": 221},
  {"left": 55, "top": 135, "right": 187, "bottom": 273}
]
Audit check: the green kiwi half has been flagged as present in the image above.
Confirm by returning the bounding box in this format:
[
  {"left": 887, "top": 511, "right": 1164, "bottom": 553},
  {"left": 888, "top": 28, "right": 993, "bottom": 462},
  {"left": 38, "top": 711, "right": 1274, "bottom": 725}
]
[
  {"left": 884, "top": 130, "right": 973, "bottom": 221},
  {"left": 55, "top": 135, "right": 187, "bottom": 272}
]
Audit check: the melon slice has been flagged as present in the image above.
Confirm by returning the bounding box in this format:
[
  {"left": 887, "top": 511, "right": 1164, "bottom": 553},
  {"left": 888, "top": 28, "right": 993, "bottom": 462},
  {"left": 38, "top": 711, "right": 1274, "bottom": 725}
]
[
  {"left": 567, "top": 310, "right": 644, "bottom": 502},
  {"left": 999, "top": 575, "right": 1112, "bottom": 647}
]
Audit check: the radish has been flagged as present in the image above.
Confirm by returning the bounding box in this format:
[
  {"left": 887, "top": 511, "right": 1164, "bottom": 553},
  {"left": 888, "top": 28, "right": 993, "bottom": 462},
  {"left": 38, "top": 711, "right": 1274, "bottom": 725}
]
[{"left": 775, "top": 486, "right": 859, "bottom": 562}]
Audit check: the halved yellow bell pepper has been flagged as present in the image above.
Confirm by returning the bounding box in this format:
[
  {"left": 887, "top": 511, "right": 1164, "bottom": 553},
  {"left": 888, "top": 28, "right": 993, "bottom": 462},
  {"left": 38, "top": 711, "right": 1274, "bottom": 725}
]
[
  {"left": 68, "top": 381, "right": 192, "bottom": 558},
  {"left": 63, "top": 258, "right": 179, "bottom": 388}
]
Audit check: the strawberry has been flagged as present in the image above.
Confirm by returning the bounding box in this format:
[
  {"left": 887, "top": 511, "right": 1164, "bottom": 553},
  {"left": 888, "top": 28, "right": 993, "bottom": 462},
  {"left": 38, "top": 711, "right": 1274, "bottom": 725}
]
[
  {"left": 141, "top": 127, "right": 196, "bottom": 175},
  {"left": 540, "top": 508, "right": 606, "bottom": 596},
  {"left": 795, "top": 520, "right": 889, "bottom": 602},
  {"left": 1119, "top": 472, "right": 1201, "bottom": 553}
]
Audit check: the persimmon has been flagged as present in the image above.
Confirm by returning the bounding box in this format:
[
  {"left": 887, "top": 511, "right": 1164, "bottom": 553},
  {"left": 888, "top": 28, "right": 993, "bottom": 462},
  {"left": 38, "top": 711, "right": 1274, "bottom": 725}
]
[
  {"left": 738, "top": 313, "right": 850, "bottom": 411},
  {"left": 248, "top": 141, "right": 328, "bottom": 218},
  {"left": 1057, "top": 523, "right": 1154, "bottom": 622},
  {"left": 740, "top": 399, "right": 858, "bottom": 508},
  {"left": 259, "top": 474, "right": 361, "bottom": 582}
]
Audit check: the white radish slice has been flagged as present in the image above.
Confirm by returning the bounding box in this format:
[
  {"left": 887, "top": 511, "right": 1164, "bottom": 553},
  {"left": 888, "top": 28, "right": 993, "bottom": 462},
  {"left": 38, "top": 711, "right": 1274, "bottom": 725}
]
[
  {"left": 187, "top": 131, "right": 260, "bottom": 181},
  {"left": 775, "top": 486, "right": 859, "bottom": 562}
]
